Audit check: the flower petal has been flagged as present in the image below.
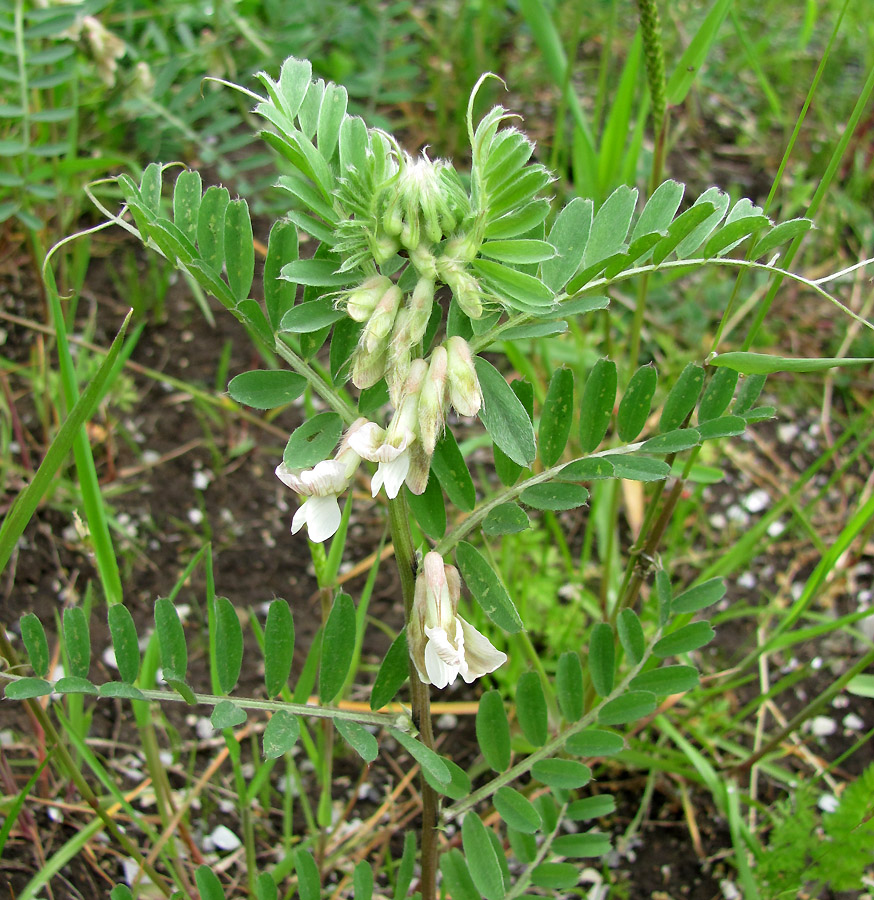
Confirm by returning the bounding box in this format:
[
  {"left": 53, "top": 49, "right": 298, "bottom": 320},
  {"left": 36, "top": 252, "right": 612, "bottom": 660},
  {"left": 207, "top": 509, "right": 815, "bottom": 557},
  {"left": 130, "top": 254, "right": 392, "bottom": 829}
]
[
  {"left": 302, "top": 494, "right": 342, "bottom": 543},
  {"left": 456, "top": 616, "right": 507, "bottom": 682},
  {"left": 424, "top": 631, "right": 459, "bottom": 689},
  {"left": 377, "top": 452, "right": 411, "bottom": 499}
]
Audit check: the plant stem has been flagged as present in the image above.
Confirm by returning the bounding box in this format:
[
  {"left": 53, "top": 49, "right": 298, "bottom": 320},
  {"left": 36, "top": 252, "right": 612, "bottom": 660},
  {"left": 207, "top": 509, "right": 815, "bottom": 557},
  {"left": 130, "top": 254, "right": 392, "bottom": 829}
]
[{"left": 387, "top": 494, "right": 438, "bottom": 900}]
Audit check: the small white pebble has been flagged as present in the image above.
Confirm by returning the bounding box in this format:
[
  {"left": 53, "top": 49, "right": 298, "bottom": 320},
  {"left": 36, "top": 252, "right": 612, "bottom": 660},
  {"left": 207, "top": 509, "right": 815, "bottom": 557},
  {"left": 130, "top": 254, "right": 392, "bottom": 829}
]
[
  {"left": 727, "top": 504, "right": 749, "bottom": 524},
  {"left": 47, "top": 806, "right": 64, "bottom": 823},
  {"left": 767, "top": 520, "right": 786, "bottom": 538},
  {"left": 159, "top": 751, "right": 173, "bottom": 766},
  {"left": 832, "top": 695, "right": 849, "bottom": 709},
  {"left": 843, "top": 713, "right": 865, "bottom": 731},
  {"left": 187, "top": 508, "right": 204, "bottom": 525},
  {"left": 436, "top": 714, "right": 458, "bottom": 730},
  {"left": 141, "top": 450, "right": 161, "bottom": 465},
  {"left": 721, "top": 880, "right": 742, "bottom": 900},
  {"left": 818, "top": 793, "right": 840, "bottom": 814},
  {"left": 811, "top": 656, "right": 823, "bottom": 670},
  {"left": 207, "top": 825, "right": 241, "bottom": 851},
  {"left": 809, "top": 716, "right": 837, "bottom": 737},
  {"left": 195, "top": 717, "right": 213, "bottom": 740},
  {"left": 777, "top": 423, "right": 799, "bottom": 443},
  {"left": 743, "top": 489, "right": 771, "bottom": 514},
  {"left": 102, "top": 646, "right": 118, "bottom": 670},
  {"left": 709, "top": 512, "right": 727, "bottom": 529},
  {"left": 737, "top": 572, "right": 757, "bottom": 590},
  {"left": 192, "top": 471, "right": 212, "bottom": 490}
]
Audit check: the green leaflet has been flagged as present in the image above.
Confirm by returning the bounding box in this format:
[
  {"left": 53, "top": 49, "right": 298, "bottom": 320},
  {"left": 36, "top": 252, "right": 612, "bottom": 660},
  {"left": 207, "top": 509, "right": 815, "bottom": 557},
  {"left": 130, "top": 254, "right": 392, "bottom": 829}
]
[
  {"left": 538, "top": 367, "right": 574, "bottom": 467},
  {"left": 456, "top": 541, "right": 523, "bottom": 633},
  {"left": 475, "top": 357, "right": 537, "bottom": 467},
  {"left": 227, "top": 370, "right": 307, "bottom": 410},
  {"left": 476, "top": 689, "right": 511, "bottom": 772},
  {"left": 214, "top": 596, "right": 243, "bottom": 694},
  {"left": 319, "top": 592, "right": 356, "bottom": 703}
]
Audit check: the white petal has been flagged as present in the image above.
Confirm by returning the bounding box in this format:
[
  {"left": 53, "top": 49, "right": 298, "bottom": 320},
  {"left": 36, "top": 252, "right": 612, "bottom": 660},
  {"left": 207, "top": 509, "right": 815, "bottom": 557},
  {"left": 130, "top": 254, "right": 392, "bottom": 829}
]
[
  {"left": 276, "top": 461, "right": 305, "bottom": 492},
  {"left": 424, "top": 636, "right": 458, "bottom": 689},
  {"left": 291, "top": 500, "right": 309, "bottom": 534},
  {"left": 456, "top": 616, "right": 507, "bottom": 682},
  {"left": 378, "top": 452, "right": 411, "bottom": 499},
  {"left": 348, "top": 422, "right": 387, "bottom": 460},
  {"left": 302, "top": 495, "right": 342, "bottom": 543},
  {"left": 298, "top": 459, "right": 348, "bottom": 495}
]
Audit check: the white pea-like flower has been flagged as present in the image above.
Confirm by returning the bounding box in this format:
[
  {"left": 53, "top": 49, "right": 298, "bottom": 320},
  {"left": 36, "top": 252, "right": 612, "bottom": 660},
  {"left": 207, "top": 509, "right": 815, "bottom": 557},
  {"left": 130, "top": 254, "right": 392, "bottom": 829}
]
[
  {"left": 275, "top": 419, "right": 365, "bottom": 542},
  {"left": 408, "top": 552, "right": 507, "bottom": 689}
]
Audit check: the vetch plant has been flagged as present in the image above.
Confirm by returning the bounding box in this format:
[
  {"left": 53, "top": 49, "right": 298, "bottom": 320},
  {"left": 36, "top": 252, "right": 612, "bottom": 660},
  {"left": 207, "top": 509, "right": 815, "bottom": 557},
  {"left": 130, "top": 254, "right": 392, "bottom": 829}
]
[{"left": 4, "top": 53, "right": 874, "bottom": 900}]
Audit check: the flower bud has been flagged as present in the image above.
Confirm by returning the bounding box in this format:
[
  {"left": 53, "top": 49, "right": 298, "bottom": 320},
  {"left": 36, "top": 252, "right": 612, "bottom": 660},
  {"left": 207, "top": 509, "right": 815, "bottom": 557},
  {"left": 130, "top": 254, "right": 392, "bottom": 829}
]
[
  {"left": 438, "top": 258, "right": 483, "bottom": 320},
  {"left": 409, "top": 245, "right": 438, "bottom": 280},
  {"left": 408, "top": 277, "right": 435, "bottom": 345},
  {"left": 445, "top": 336, "right": 482, "bottom": 417},
  {"left": 362, "top": 283, "right": 402, "bottom": 353},
  {"left": 345, "top": 275, "right": 392, "bottom": 323},
  {"left": 369, "top": 231, "right": 400, "bottom": 266},
  {"left": 418, "top": 347, "right": 448, "bottom": 455},
  {"left": 351, "top": 342, "right": 388, "bottom": 390}
]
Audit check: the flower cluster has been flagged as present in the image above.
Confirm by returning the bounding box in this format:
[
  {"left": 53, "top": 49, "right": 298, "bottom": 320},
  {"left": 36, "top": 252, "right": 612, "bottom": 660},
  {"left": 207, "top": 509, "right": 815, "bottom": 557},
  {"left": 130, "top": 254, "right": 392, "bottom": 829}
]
[{"left": 407, "top": 552, "right": 507, "bottom": 688}]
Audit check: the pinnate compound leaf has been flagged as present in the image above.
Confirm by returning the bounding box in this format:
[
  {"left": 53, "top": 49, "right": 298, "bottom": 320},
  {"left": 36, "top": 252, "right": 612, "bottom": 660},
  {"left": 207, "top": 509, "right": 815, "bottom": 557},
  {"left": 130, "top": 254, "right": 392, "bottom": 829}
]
[
  {"left": 617, "top": 364, "right": 657, "bottom": 442},
  {"left": 672, "top": 577, "right": 726, "bottom": 614},
  {"left": 63, "top": 607, "right": 90, "bottom": 679},
  {"left": 598, "top": 690, "right": 657, "bottom": 725},
  {"left": 630, "top": 664, "right": 700, "bottom": 695},
  {"left": 264, "top": 599, "right": 294, "bottom": 698},
  {"left": 476, "top": 689, "right": 511, "bottom": 772},
  {"left": 564, "top": 728, "right": 624, "bottom": 757},
  {"left": 432, "top": 429, "right": 476, "bottom": 512},
  {"left": 531, "top": 758, "right": 592, "bottom": 789},
  {"left": 211, "top": 700, "right": 247, "bottom": 730},
  {"left": 698, "top": 367, "right": 738, "bottom": 421},
  {"left": 263, "top": 710, "right": 301, "bottom": 758},
  {"left": 20, "top": 613, "right": 49, "bottom": 678},
  {"left": 475, "top": 357, "right": 537, "bottom": 466},
  {"left": 483, "top": 502, "right": 530, "bottom": 536},
  {"left": 335, "top": 719, "right": 378, "bottom": 763},
  {"left": 617, "top": 608, "right": 645, "bottom": 665},
  {"left": 320, "top": 592, "right": 355, "bottom": 703},
  {"left": 214, "top": 597, "right": 243, "bottom": 694},
  {"left": 370, "top": 630, "right": 409, "bottom": 710},
  {"left": 552, "top": 832, "right": 612, "bottom": 858},
  {"left": 154, "top": 598, "right": 187, "bottom": 681},
  {"left": 6, "top": 678, "right": 52, "bottom": 699},
  {"left": 516, "top": 672, "right": 548, "bottom": 746},
  {"left": 653, "top": 621, "right": 715, "bottom": 658},
  {"left": 660, "top": 363, "right": 705, "bottom": 432},
  {"left": 108, "top": 604, "right": 140, "bottom": 683},
  {"left": 423, "top": 756, "right": 472, "bottom": 800},
  {"left": 283, "top": 412, "right": 342, "bottom": 469},
  {"left": 542, "top": 196, "right": 593, "bottom": 291},
  {"left": 228, "top": 370, "right": 306, "bottom": 409},
  {"left": 390, "top": 728, "right": 450, "bottom": 784},
  {"left": 578, "top": 359, "right": 617, "bottom": 453},
  {"left": 568, "top": 794, "right": 617, "bottom": 820},
  {"left": 539, "top": 367, "right": 574, "bottom": 466},
  {"left": 588, "top": 623, "right": 615, "bottom": 697},
  {"left": 471, "top": 259, "right": 554, "bottom": 310},
  {"left": 494, "top": 786, "right": 542, "bottom": 833},
  {"left": 462, "top": 814, "right": 505, "bottom": 900},
  {"left": 456, "top": 542, "right": 523, "bottom": 633},
  {"left": 520, "top": 482, "right": 588, "bottom": 511},
  {"left": 440, "top": 850, "right": 480, "bottom": 900},
  {"left": 195, "top": 864, "right": 225, "bottom": 900},
  {"left": 556, "top": 651, "right": 584, "bottom": 721}
]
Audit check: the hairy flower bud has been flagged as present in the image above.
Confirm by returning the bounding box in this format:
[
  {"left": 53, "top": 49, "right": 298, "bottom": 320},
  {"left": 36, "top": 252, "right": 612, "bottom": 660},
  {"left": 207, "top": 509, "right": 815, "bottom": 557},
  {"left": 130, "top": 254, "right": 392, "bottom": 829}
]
[
  {"left": 445, "top": 336, "right": 483, "bottom": 417},
  {"left": 438, "top": 258, "right": 483, "bottom": 319},
  {"left": 361, "top": 283, "right": 402, "bottom": 353},
  {"left": 408, "top": 277, "right": 435, "bottom": 345},
  {"left": 345, "top": 275, "right": 392, "bottom": 323},
  {"left": 418, "top": 346, "right": 448, "bottom": 455}
]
